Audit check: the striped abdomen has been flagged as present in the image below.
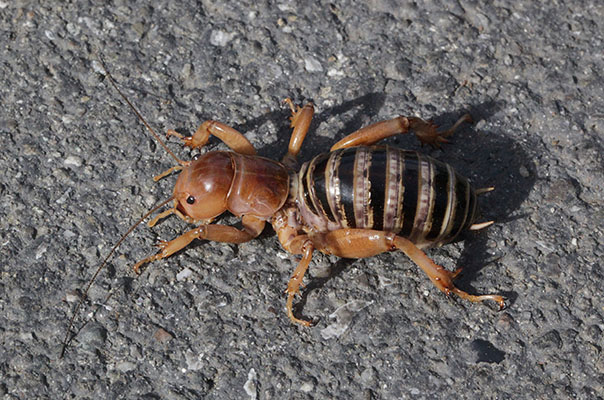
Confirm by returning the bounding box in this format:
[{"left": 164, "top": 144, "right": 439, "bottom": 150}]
[{"left": 295, "top": 146, "right": 479, "bottom": 248}]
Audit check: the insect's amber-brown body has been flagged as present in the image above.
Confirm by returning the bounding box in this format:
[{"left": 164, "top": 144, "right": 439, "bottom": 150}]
[{"left": 140, "top": 100, "right": 504, "bottom": 326}]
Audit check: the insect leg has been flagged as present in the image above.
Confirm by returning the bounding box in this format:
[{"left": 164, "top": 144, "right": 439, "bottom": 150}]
[
  {"left": 133, "top": 216, "right": 265, "bottom": 273},
  {"left": 167, "top": 120, "right": 256, "bottom": 155},
  {"left": 390, "top": 235, "right": 505, "bottom": 309},
  {"left": 310, "top": 229, "right": 393, "bottom": 258},
  {"left": 285, "top": 242, "right": 315, "bottom": 327},
  {"left": 281, "top": 99, "right": 314, "bottom": 168},
  {"left": 310, "top": 229, "right": 505, "bottom": 309},
  {"left": 272, "top": 215, "right": 317, "bottom": 326},
  {"left": 330, "top": 114, "right": 472, "bottom": 150}
]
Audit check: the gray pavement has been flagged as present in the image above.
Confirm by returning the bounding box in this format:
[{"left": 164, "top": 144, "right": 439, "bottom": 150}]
[{"left": 1, "top": 1, "right": 602, "bottom": 399}]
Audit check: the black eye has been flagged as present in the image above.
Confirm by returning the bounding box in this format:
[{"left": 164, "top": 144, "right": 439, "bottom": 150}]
[
  {"left": 192, "top": 154, "right": 200, "bottom": 161},
  {"left": 186, "top": 195, "right": 195, "bottom": 205}
]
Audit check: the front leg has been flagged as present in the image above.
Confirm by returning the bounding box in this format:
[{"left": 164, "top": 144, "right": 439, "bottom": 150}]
[
  {"left": 167, "top": 120, "right": 257, "bottom": 155},
  {"left": 133, "top": 215, "right": 265, "bottom": 273}
]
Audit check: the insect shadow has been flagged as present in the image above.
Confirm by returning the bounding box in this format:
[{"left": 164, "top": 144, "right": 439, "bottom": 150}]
[{"left": 431, "top": 100, "right": 534, "bottom": 307}]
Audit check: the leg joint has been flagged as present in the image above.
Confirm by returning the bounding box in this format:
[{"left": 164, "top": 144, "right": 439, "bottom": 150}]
[{"left": 385, "top": 232, "right": 397, "bottom": 251}]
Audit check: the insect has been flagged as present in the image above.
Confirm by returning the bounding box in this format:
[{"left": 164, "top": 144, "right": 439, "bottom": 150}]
[{"left": 61, "top": 59, "right": 504, "bottom": 356}]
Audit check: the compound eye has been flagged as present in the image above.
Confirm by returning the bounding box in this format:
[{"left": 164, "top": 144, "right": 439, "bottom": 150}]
[{"left": 186, "top": 195, "right": 196, "bottom": 205}]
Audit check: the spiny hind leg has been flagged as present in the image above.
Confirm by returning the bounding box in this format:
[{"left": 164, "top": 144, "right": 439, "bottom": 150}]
[
  {"left": 391, "top": 236, "right": 505, "bottom": 309},
  {"left": 310, "top": 229, "right": 503, "bottom": 308},
  {"left": 330, "top": 114, "right": 472, "bottom": 150}
]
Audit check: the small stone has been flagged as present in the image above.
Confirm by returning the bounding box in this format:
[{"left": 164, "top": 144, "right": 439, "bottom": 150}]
[
  {"left": 496, "top": 313, "right": 515, "bottom": 330},
  {"left": 116, "top": 361, "right": 136, "bottom": 372},
  {"left": 320, "top": 300, "right": 373, "bottom": 339},
  {"left": 304, "top": 56, "right": 323, "bottom": 72},
  {"left": 80, "top": 324, "right": 107, "bottom": 349},
  {"left": 299, "top": 381, "right": 314, "bottom": 392},
  {"left": 243, "top": 368, "right": 258, "bottom": 399},
  {"left": 65, "top": 291, "right": 80, "bottom": 303},
  {"left": 64, "top": 155, "right": 82, "bottom": 167},
  {"left": 360, "top": 367, "right": 375, "bottom": 386},
  {"left": 210, "top": 30, "right": 235, "bottom": 47},
  {"left": 63, "top": 229, "right": 77, "bottom": 240},
  {"left": 153, "top": 328, "right": 173, "bottom": 343},
  {"left": 185, "top": 351, "right": 204, "bottom": 371},
  {"left": 176, "top": 267, "right": 193, "bottom": 281},
  {"left": 35, "top": 244, "right": 47, "bottom": 260},
  {"left": 378, "top": 274, "right": 393, "bottom": 287}
]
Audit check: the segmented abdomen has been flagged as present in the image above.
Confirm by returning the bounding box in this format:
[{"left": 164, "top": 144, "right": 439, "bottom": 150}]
[{"left": 296, "top": 146, "right": 478, "bottom": 247}]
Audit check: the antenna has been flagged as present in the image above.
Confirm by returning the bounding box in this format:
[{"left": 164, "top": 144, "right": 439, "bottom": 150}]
[
  {"left": 60, "top": 196, "right": 175, "bottom": 358},
  {"left": 96, "top": 55, "right": 187, "bottom": 166}
]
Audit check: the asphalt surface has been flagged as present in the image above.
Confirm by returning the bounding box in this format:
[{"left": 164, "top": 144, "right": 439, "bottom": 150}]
[{"left": 1, "top": 1, "right": 603, "bottom": 399}]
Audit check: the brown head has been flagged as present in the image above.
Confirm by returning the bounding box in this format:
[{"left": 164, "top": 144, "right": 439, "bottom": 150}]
[{"left": 173, "top": 151, "right": 234, "bottom": 221}]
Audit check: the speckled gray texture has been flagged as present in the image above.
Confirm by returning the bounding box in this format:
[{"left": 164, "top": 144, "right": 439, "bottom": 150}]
[{"left": 1, "top": 1, "right": 603, "bottom": 399}]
